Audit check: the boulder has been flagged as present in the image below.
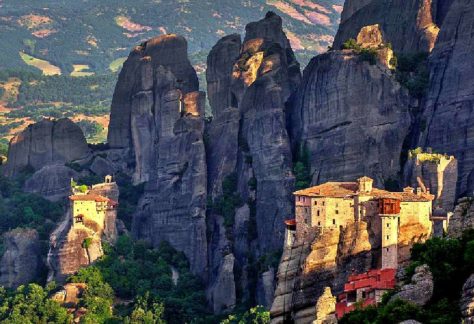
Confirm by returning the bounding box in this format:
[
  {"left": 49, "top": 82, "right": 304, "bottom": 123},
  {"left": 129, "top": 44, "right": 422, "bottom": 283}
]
[
  {"left": 391, "top": 264, "right": 434, "bottom": 306},
  {"left": 3, "top": 118, "right": 89, "bottom": 177},
  {"left": 0, "top": 229, "right": 41, "bottom": 288},
  {"left": 24, "top": 165, "right": 78, "bottom": 201}
]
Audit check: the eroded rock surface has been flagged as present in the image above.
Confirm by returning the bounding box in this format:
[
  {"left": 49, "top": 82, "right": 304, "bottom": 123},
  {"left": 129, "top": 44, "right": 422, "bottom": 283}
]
[
  {"left": 419, "top": 0, "right": 474, "bottom": 197},
  {"left": 24, "top": 165, "right": 78, "bottom": 202},
  {"left": 3, "top": 118, "right": 90, "bottom": 177},
  {"left": 334, "top": 0, "right": 440, "bottom": 53},
  {"left": 391, "top": 264, "right": 433, "bottom": 306},
  {"left": 290, "top": 49, "right": 411, "bottom": 186},
  {"left": 448, "top": 197, "right": 474, "bottom": 238},
  {"left": 461, "top": 274, "right": 474, "bottom": 323},
  {"left": 0, "top": 229, "right": 41, "bottom": 288},
  {"left": 109, "top": 34, "right": 208, "bottom": 278},
  {"left": 205, "top": 11, "right": 300, "bottom": 309}
]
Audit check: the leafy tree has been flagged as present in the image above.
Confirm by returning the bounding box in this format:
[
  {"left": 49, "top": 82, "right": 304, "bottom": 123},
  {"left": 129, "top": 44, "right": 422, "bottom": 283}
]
[
  {"left": 0, "top": 284, "right": 71, "bottom": 323},
  {"left": 221, "top": 306, "right": 270, "bottom": 324}
]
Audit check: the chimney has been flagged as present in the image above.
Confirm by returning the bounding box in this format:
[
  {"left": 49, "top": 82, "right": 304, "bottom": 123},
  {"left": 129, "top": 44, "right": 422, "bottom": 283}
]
[{"left": 416, "top": 187, "right": 422, "bottom": 195}]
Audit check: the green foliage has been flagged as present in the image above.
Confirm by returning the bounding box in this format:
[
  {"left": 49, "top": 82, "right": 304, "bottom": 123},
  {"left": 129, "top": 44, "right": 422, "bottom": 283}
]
[
  {"left": 82, "top": 237, "right": 93, "bottom": 249},
  {"left": 293, "top": 144, "right": 311, "bottom": 190},
  {"left": 115, "top": 173, "right": 145, "bottom": 230},
  {"left": 124, "top": 292, "right": 166, "bottom": 324},
  {"left": 255, "top": 250, "right": 282, "bottom": 274},
  {"left": 0, "top": 175, "right": 64, "bottom": 239},
  {"left": 342, "top": 38, "right": 361, "bottom": 51},
  {"left": 342, "top": 231, "right": 474, "bottom": 323},
  {"left": 0, "top": 121, "right": 24, "bottom": 137},
  {"left": 221, "top": 305, "right": 270, "bottom": 324},
  {"left": 70, "top": 236, "right": 211, "bottom": 323},
  {"left": 0, "top": 284, "right": 71, "bottom": 323},
  {"left": 359, "top": 48, "right": 378, "bottom": 65},
  {"left": 76, "top": 120, "right": 105, "bottom": 142},
  {"left": 212, "top": 173, "right": 243, "bottom": 229},
  {"left": 394, "top": 52, "right": 430, "bottom": 98}
]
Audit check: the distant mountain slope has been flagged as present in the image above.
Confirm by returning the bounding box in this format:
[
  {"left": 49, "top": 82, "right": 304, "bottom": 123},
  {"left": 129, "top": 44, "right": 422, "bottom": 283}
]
[{"left": 0, "top": 0, "right": 343, "bottom": 74}]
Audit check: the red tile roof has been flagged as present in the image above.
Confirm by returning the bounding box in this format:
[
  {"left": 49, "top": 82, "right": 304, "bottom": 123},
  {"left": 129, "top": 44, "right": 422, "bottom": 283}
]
[{"left": 69, "top": 194, "right": 109, "bottom": 203}]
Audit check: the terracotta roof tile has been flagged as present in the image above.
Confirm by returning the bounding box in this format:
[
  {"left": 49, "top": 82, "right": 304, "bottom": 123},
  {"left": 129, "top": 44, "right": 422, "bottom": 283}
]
[
  {"left": 294, "top": 181, "right": 433, "bottom": 202},
  {"left": 69, "top": 194, "right": 109, "bottom": 203}
]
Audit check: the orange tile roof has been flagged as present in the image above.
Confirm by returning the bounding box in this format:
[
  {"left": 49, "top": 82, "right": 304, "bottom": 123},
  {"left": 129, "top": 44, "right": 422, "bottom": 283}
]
[
  {"left": 294, "top": 181, "right": 433, "bottom": 202},
  {"left": 69, "top": 194, "right": 109, "bottom": 203}
]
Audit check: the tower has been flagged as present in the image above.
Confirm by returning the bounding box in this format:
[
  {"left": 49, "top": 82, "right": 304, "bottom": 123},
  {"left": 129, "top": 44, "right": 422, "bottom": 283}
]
[{"left": 379, "top": 198, "right": 400, "bottom": 269}]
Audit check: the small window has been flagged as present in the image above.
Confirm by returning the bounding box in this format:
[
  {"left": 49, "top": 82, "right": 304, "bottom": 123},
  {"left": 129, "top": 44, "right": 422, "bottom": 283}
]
[
  {"left": 386, "top": 247, "right": 389, "bottom": 252},
  {"left": 335, "top": 210, "right": 339, "bottom": 214},
  {"left": 317, "top": 210, "right": 320, "bottom": 216},
  {"left": 333, "top": 219, "right": 336, "bottom": 225},
  {"left": 386, "top": 235, "right": 390, "bottom": 240},
  {"left": 314, "top": 201, "right": 318, "bottom": 206},
  {"left": 318, "top": 221, "right": 321, "bottom": 226},
  {"left": 387, "top": 223, "right": 390, "bottom": 228},
  {"left": 322, "top": 201, "right": 325, "bottom": 206}
]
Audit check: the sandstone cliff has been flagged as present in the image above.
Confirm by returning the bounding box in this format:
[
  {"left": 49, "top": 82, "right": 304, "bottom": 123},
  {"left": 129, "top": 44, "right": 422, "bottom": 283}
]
[
  {"left": 334, "top": 0, "right": 440, "bottom": 53},
  {"left": 419, "top": 0, "right": 474, "bottom": 197},
  {"left": 290, "top": 29, "right": 411, "bottom": 186},
  {"left": 3, "top": 118, "right": 90, "bottom": 177},
  {"left": 108, "top": 34, "right": 208, "bottom": 278},
  {"left": 0, "top": 228, "right": 42, "bottom": 288},
  {"left": 205, "top": 12, "right": 300, "bottom": 310}
]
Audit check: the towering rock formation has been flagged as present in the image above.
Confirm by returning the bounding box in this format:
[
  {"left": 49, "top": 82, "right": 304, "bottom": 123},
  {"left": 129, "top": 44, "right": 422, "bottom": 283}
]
[
  {"left": 0, "top": 229, "right": 42, "bottom": 288},
  {"left": 205, "top": 12, "right": 301, "bottom": 309},
  {"left": 290, "top": 27, "right": 411, "bottom": 186},
  {"left": 334, "top": 0, "right": 440, "bottom": 53},
  {"left": 3, "top": 118, "right": 90, "bottom": 177},
  {"left": 419, "top": 0, "right": 474, "bottom": 197},
  {"left": 108, "top": 34, "right": 208, "bottom": 277}
]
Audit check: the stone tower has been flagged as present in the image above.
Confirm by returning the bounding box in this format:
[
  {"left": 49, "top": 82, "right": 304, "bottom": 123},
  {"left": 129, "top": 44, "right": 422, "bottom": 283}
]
[{"left": 379, "top": 198, "right": 401, "bottom": 269}]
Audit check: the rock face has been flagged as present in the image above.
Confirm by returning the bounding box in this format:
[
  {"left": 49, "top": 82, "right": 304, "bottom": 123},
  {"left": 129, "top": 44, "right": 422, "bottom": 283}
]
[
  {"left": 419, "top": 0, "right": 474, "bottom": 197},
  {"left": 313, "top": 287, "right": 337, "bottom": 324},
  {"left": 448, "top": 197, "right": 474, "bottom": 238},
  {"left": 271, "top": 223, "right": 374, "bottom": 323},
  {"left": 23, "top": 165, "right": 78, "bottom": 202},
  {"left": 109, "top": 34, "right": 208, "bottom": 278},
  {"left": 205, "top": 11, "right": 300, "bottom": 310},
  {"left": 207, "top": 253, "right": 236, "bottom": 313},
  {"left": 290, "top": 47, "right": 411, "bottom": 186},
  {"left": 391, "top": 264, "right": 434, "bottom": 306},
  {"left": 0, "top": 229, "right": 41, "bottom": 288},
  {"left": 334, "top": 0, "right": 440, "bottom": 53},
  {"left": 3, "top": 118, "right": 90, "bottom": 177},
  {"left": 461, "top": 274, "right": 474, "bottom": 323},
  {"left": 107, "top": 34, "right": 199, "bottom": 150}
]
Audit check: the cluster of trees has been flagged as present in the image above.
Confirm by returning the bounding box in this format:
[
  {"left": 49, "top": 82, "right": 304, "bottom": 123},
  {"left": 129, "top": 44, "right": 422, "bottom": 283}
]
[
  {"left": 68, "top": 236, "right": 215, "bottom": 323},
  {"left": 0, "top": 175, "right": 64, "bottom": 240},
  {"left": 340, "top": 230, "right": 474, "bottom": 324},
  {"left": 76, "top": 120, "right": 105, "bottom": 142}
]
